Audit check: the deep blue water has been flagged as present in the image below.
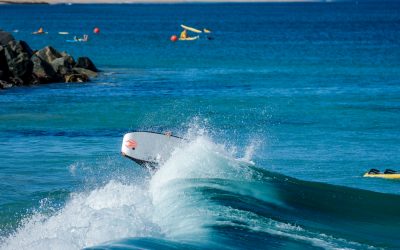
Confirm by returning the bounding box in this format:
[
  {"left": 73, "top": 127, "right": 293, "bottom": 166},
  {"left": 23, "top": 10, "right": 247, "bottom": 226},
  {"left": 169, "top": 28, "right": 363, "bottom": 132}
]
[{"left": 1, "top": 2, "right": 400, "bottom": 249}]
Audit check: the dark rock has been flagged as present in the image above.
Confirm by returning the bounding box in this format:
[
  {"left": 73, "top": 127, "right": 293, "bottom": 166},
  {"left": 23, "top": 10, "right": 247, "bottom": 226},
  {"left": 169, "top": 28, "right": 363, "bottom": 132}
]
[
  {"left": 75, "top": 57, "right": 98, "bottom": 72},
  {"left": 65, "top": 73, "right": 89, "bottom": 83},
  {"left": 72, "top": 67, "right": 97, "bottom": 78},
  {"left": 31, "top": 55, "right": 58, "bottom": 83},
  {"left": 6, "top": 52, "right": 33, "bottom": 82},
  {"left": 4, "top": 40, "right": 33, "bottom": 84},
  {"left": 8, "top": 77, "right": 23, "bottom": 86},
  {"left": 30, "top": 75, "right": 40, "bottom": 85},
  {"left": 35, "top": 46, "right": 62, "bottom": 63},
  {"left": 63, "top": 54, "right": 75, "bottom": 66},
  {"left": 51, "top": 55, "right": 75, "bottom": 76},
  {"left": 0, "top": 80, "right": 13, "bottom": 89},
  {"left": 0, "top": 30, "right": 15, "bottom": 46},
  {"left": 1, "top": 38, "right": 98, "bottom": 89},
  {"left": 0, "top": 46, "right": 10, "bottom": 80},
  {"left": 5, "top": 40, "right": 33, "bottom": 58},
  {"left": 60, "top": 51, "right": 69, "bottom": 57},
  {"left": 18, "top": 41, "right": 34, "bottom": 58}
]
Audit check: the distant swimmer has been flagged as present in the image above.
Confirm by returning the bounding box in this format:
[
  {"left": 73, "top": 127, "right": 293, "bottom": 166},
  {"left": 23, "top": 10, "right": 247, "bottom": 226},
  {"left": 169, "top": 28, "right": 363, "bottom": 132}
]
[
  {"left": 73, "top": 34, "right": 89, "bottom": 42},
  {"left": 32, "top": 27, "right": 46, "bottom": 35}
]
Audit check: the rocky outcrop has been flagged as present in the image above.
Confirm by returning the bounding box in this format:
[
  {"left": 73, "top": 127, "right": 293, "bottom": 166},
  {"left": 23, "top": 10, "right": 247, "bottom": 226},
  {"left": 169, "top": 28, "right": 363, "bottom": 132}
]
[
  {"left": 65, "top": 73, "right": 89, "bottom": 83},
  {"left": 4, "top": 40, "right": 34, "bottom": 84},
  {"left": 31, "top": 55, "right": 58, "bottom": 83},
  {"left": 35, "top": 46, "right": 62, "bottom": 63},
  {"left": 51, "top": 55, "right": 74, "bottom": 76},
  {"left": 72, "top": 67, "right": 98, "bottom": 78},
  {"left": 0, "top": 46, "right": 11, "bottom": 80},
  {"left": 0, "top": 80, "right": 12, "bottom": 89},
  {"left": 0, "top": 30, "right": 98, "bottom": 90},
  {"left": 0, "top": 29, "right": 15, "bottom": 46},
  {"left": 76, "top": 57, "right": 98, "bottom": 72}
]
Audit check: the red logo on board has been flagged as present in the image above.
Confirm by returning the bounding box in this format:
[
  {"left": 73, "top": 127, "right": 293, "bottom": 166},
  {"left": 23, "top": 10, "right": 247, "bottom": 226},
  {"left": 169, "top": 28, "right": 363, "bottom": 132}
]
[{"left": 125, "top": 139, "right": 137, "bottom": 149}]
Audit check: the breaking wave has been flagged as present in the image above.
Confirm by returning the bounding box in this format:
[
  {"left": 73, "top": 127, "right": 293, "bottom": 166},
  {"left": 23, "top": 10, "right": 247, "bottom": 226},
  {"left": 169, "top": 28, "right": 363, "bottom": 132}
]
[{"left": 1, "top": 135, "right": 400, "bottom": 250}]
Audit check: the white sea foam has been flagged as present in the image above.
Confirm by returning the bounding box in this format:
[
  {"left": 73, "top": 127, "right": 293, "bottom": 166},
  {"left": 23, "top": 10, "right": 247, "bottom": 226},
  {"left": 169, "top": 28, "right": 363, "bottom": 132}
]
[{"left": 1, "top": 181, "right": 159, "bottom": 250}]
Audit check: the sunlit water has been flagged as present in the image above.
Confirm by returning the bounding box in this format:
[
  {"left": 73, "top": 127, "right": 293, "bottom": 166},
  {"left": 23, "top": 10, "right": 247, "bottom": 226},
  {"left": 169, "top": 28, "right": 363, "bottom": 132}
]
[{"left": 1, "top": 2, "right": 400, "bottom": 249}]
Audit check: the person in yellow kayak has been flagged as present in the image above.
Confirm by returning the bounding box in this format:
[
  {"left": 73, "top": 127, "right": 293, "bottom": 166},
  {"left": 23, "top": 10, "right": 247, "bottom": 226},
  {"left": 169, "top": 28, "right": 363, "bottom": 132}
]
[{"left": 180, "top": 29, "right": 188, "bottom": 39}]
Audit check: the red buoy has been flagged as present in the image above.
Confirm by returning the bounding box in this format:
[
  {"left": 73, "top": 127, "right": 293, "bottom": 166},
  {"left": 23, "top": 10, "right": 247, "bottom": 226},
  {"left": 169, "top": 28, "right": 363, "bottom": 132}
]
[
  {"left": 93, "top": 27, "right": 100, "bottom": 34},
  {"left": 170, "top": 35, "right": 178, "bottom": 42}
]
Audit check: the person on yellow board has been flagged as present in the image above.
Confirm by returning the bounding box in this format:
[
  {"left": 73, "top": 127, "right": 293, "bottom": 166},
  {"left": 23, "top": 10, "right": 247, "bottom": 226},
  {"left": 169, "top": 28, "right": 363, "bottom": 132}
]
[{"left": 180, "top": 29, "right": 188, "bottom": 39}]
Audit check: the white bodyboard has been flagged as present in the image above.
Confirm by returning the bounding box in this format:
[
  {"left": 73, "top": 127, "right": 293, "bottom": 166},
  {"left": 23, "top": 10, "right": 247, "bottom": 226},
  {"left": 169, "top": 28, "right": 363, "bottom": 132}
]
[{"left": 121, "top": 131, "right": 184, "bottom": 167}]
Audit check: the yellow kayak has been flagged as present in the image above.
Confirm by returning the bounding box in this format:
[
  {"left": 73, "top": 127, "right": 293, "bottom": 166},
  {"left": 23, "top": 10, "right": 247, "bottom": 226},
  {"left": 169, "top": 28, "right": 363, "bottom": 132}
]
[
  {"left": 363, "top": 173, "right": 400, "bottom": 179},
  {"left": 179, "top": 36, "right": 199, "bottom": 41},
  {"left": 363, "top": 169, "right": 400, "bottom": 179}
]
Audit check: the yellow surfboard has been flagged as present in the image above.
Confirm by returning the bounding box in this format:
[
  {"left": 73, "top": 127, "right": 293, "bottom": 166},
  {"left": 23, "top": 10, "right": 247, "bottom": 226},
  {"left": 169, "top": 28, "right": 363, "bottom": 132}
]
[
  {"left": 179, "top": 36, "right": 199, "bottom": 41},
  {"left": 181, "top": 25, "right": 202, "bottom": 34},
  {"left": 363, "top": 173, "right": 400, "bottom": 179}
]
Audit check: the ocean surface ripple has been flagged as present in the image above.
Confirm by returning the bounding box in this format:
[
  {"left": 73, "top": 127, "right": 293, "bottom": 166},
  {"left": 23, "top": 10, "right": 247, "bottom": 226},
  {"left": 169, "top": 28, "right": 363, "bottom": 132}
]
[{"left": 1, "top": 2, "right": 400, "bottom": 249}]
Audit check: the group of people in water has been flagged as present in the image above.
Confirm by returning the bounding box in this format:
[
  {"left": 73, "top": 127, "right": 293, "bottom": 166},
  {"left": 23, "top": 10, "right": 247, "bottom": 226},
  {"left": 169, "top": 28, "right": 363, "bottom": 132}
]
[
  {"left": 180, "top": 28, "right": 212, "bottom": 39},
  {"left": 179, "top": 25, "right": 213, "bottom": 40},
  {"left": 32, "top": 27, "right": 89, "bottom": 42},
  {"left": 32, "top": 25, "right": 211, "bottom": 42}
]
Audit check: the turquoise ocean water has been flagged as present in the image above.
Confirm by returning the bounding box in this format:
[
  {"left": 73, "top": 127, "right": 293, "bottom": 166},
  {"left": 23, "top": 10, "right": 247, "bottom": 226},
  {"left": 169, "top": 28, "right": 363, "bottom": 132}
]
[{"left": 1, "top": 2, "right": 400, "bottom": 249}]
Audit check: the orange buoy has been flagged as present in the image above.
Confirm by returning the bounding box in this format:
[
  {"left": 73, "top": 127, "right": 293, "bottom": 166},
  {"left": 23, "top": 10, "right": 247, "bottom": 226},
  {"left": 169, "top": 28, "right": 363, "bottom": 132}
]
[
  {"left": 93, "top": 27, "right": 100, "bottom": 34},
  {"left": 170, "top": 35, "right": 178, "bottom": 42}
]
